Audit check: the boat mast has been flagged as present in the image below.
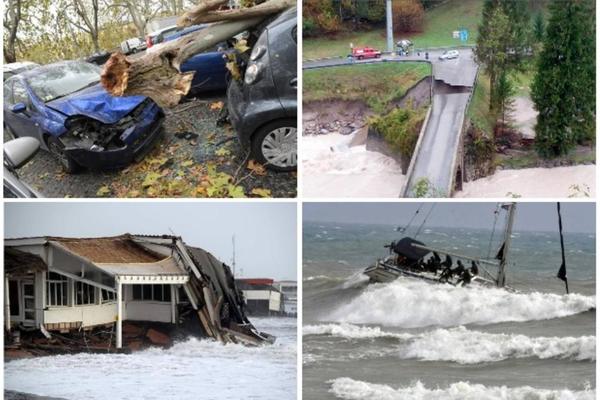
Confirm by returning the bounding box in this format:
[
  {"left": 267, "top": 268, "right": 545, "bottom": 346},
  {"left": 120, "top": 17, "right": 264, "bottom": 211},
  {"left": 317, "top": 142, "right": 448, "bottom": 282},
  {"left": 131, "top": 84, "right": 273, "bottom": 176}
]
[{"left": 497, "top": 202, "right": 516, "bottom": 287}]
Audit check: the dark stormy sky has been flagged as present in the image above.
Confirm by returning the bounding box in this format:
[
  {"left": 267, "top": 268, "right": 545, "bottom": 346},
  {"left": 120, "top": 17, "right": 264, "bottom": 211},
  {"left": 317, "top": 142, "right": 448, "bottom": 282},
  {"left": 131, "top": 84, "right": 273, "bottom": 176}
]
[
  {"left": 303, "top": 202, "right": 595, "bottom": 233},
  {"left": 5, "top": 202, "right": 297, "bottom": 280}
]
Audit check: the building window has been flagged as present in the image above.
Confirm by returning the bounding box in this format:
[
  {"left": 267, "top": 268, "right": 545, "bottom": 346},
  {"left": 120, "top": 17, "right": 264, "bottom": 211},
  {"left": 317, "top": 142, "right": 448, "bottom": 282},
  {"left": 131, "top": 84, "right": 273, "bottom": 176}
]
[
  {"left": 101, "top": 289, "right": 116, "bottom": 303},
  {"left": 75, "top": 281, "right": 96, "bottom": 305},
  {"left": 46, "top": 272, "right": 68, "bottom": 307},
  {"left": 131, "top": 284, "right": 172, "bottom": 302},
  {"left": 9, "top": 280, "right": 19, "bottom": 315}
]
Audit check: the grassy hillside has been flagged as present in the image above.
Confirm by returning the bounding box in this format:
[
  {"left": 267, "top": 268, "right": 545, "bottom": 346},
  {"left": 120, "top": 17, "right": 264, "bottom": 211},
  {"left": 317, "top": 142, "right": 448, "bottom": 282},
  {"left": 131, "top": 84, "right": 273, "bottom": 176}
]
[
  {"left": 303, "top": 0, "right": 484, "bottom": 60},
  {"left": 303, "top": 62, "right": 431, "bottom": 113}
]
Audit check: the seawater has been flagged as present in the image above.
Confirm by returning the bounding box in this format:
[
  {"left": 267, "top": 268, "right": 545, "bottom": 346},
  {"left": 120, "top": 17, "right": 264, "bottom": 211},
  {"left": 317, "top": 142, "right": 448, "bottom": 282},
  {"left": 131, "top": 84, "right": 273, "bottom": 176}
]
[
  {"left": 303, "top": 221, "right": 595, "bottom": 400},
  {"left": 5, "top": 317, "right": 297, "bottom": 400}
]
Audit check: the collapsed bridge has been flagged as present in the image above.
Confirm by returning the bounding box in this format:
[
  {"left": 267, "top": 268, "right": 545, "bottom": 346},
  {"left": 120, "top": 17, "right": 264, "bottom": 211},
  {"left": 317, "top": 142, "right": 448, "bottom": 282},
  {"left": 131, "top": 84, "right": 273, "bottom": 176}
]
[{"left": 303, "top": 47, "right": 479, "bottom": 197}]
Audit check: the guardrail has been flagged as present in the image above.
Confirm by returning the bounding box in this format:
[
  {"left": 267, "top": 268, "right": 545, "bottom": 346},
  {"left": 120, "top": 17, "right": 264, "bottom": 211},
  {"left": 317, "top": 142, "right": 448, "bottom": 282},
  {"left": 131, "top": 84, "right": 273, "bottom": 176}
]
[
  {"left": 303, "top": 45, "right": 475, "bottom": 65},
  {"left": 400, "top": 104, "right": 433, "bottom": 197},
  {"left": 447, "top": 65, "right": 480, "bottom": 195}
]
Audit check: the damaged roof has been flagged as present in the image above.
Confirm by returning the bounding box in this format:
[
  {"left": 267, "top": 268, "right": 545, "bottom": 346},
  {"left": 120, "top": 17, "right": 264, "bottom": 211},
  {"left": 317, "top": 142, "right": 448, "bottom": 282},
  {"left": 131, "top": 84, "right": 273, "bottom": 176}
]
[
  {"left": 52, "top": 235, "right": 166, "bottom": 263},
  {"left": 95, "top": 256, "right": 185, "bottom": 276},
  {"left": 5, "top": 248, "right": 47, "bottom": 274}
]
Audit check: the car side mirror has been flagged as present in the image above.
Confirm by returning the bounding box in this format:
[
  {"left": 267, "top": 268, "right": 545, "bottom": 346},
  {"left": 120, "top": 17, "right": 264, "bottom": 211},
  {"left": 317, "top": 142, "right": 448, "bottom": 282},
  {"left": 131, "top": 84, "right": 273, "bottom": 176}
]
[
  {"left": 10, "top": 102, "right": 26, "bottom": 114},
  {"left": 4, "top": 137, "right": 40, "bottom": 169}
]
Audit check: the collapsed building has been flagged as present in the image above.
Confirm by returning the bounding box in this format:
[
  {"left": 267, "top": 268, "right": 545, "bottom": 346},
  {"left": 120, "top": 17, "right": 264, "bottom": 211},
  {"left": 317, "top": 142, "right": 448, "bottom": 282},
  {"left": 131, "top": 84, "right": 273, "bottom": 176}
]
[{"left": 4, "top": 234, "right": 273, "bottom": 352}]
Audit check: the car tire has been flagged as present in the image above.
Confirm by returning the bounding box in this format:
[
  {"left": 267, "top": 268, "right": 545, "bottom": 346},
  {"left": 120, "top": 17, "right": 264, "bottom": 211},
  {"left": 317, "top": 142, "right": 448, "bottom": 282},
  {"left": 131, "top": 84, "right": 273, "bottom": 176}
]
[
  {"left": 357, "top": 56, "right": 363, "bottom": 60},
  {"left": 47, "top": 136, "right": 80, "bottom": 174},
  {"left": 376, "top": 54, "right": 381, "bottom": 58},
  {"left": 251, "top": 119, "right": 297, "bottom": 172}
]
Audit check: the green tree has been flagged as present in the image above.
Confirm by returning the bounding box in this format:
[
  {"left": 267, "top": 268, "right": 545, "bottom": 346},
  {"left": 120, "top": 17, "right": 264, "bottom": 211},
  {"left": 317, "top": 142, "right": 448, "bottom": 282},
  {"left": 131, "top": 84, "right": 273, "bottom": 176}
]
[
  {"left": 531, "top": 0, "right": 595, "bottom": 157},
  {"left": 533, "top": 11, "right": 545, "bottom": 42},
  {"left": 475, "top": 4, "right": 511, "bottom": 111},
  {"left": 475, "top": 0, "right": 531, "bottom": 110},
  {"left": 495, "top": 71, "right": 515, "bottom": 130}
]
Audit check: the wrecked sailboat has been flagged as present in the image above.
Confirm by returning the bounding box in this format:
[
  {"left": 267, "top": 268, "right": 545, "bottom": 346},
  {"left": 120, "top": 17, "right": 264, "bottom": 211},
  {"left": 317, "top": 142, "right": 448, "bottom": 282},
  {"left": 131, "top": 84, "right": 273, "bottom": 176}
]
[
  {"left": 4, "top": 234, "right": 273, "bottom": 353},
  {"left": 363, "top": 203, "right": 570, "bottom": 292}
]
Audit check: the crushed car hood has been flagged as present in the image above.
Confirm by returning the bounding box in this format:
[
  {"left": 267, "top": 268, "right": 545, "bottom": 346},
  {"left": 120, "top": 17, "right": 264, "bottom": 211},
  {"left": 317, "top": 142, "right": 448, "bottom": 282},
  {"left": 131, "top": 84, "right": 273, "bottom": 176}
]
[{"left": 46, "top": 84, "right": 147, "bottom": 124}]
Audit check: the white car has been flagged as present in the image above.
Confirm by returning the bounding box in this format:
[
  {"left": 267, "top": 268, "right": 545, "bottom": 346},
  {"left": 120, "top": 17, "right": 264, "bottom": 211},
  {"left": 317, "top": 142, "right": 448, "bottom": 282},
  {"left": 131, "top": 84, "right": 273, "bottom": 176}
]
[
  {"left": 3, "top": 61, "right": 39, "bottom": 81},
  {"left": 120, "top": 37, "right": 146, "bottom": 55},
  {"left": 439, "top": 50, "right": 459, "bottom": 60}
]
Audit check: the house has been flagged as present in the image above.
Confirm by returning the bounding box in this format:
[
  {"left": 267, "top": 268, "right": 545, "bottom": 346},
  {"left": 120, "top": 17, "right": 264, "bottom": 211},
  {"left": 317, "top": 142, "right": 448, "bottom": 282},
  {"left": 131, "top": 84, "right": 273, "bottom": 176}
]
[
  {"left": 235, "top": 278, "right": 283, "bottom": 316},
  {"left": 4, "top": 234, "right": 272, "bottom": 348},
  {"left": 274, "top": 280, "right": 297, "bottom": 317}
]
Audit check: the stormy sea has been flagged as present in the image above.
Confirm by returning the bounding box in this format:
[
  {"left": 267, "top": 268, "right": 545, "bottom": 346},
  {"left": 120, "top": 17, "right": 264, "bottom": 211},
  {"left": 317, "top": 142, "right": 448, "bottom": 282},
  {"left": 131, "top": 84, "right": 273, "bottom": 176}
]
[
  {"left": 4, "top": 317, "right": 296, "bottom": 400},
  {"left": 303, "top": 222, "right": 596, "bottom": 400}
]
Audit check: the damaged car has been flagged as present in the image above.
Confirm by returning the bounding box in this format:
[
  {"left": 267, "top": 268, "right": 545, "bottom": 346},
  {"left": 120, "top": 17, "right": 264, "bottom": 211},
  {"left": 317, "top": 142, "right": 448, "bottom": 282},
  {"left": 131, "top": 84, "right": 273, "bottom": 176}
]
[
  {"left": 227, "top": 7, "right": 297, "bottom": 172},
  {"left": 3, "top": 60, "right": 164, "bottom": 173}
]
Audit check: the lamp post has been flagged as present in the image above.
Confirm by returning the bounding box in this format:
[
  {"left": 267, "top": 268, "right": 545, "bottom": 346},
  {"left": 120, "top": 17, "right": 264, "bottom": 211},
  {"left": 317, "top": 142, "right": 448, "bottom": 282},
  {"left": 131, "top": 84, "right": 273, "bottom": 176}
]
[{"left": 386, "top": 0, "right": 394, "bottom": 53}]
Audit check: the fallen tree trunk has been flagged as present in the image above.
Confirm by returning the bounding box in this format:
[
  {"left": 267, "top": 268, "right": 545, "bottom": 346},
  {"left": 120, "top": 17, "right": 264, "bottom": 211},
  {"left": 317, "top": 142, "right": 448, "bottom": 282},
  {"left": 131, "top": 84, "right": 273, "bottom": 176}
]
[
  {"left": 178, "top": 0, "right": 295, "bottom": 26},
  {"left": 101, "top": 0, "right": 293, "bottom": 108}
]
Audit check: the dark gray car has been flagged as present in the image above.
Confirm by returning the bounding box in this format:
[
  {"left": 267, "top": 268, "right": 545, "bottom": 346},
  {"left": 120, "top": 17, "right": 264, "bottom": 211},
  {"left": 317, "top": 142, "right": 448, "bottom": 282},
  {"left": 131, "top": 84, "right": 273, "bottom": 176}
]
[{"left": 227, "top": 7, "right": 297, "bottom": 171}]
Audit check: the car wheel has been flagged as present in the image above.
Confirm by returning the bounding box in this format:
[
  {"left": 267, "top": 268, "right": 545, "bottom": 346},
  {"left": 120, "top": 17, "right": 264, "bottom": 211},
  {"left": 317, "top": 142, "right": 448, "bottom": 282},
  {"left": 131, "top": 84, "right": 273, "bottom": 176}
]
[
  {"left": 4, "top": 124, "right": 18, "bottom": 140},
  {"left": 47, "top": 136, "right": 80, "bottom": 174},
  {"left": 251, "top": 120, "right": 297, "bottom": 172},
  {"left": 357, "top": 56, "right": 363, "bottom": 60},
  {"left": 376, "top": 54, "right": 381, "bottom": 58}
]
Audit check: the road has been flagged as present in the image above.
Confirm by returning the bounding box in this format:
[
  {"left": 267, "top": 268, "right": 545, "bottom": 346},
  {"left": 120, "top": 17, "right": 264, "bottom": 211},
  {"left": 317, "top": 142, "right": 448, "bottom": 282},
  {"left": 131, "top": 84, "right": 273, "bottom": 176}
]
[{"left": 303, "top": 48, "right": 479, "bottom": 197}]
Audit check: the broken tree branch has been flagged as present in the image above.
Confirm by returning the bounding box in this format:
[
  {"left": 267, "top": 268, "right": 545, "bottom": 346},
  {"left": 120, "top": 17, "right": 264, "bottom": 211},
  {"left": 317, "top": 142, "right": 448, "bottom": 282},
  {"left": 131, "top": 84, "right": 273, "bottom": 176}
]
[
  {"left": 178, "top": 0, "right": 294, "bottom": 26},
  {"left": 101, "top": 0, "right": 293, "bottom": 108},
  {"left": 176, "top": 0, "right": 228, "bottom": 27}
]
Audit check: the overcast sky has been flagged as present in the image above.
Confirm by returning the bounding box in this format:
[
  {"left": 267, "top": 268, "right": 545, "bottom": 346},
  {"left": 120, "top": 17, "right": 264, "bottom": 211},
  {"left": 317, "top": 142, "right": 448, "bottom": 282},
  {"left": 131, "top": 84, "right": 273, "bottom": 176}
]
[
  {"left": 5, "top": 202, "right": 297, "bottom": 281},
  {"left": 304, "top": 202, "right": 595, "bottom": 233}
]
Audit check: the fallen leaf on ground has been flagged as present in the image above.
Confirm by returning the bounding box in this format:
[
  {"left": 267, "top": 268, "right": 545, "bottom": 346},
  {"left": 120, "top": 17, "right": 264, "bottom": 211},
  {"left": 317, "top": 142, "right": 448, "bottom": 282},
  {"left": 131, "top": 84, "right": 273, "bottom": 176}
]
[
  {"left": 215, "top": 147, "right": 231, "bottom": 157},
  {"left": 142, "top": 172, "right": 161, "bottom": 188},
  {"left": 210, "top": 101, "right": 224, "bottom": 111},
  {"left": 247, "top": 160, "right": 267, "bottom": 176},
  {"left": 228, "top": 185, "right": 246, "bottom": 198},
  {"left": 181, "top": 160, "right": 194, "bottom": 167},
  {"left": 251, "top": 188, "right": 271, "bottom": 198},
  {"left": 96, "top": 186, "right": 111, "bottom": 197}
]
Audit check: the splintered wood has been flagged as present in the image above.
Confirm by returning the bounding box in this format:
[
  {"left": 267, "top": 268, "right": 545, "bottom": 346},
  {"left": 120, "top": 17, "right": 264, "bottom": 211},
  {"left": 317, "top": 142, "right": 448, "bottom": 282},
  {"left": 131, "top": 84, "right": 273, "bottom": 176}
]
[{"left": 100, "top": 0, "right": 294, "bottom": 108}]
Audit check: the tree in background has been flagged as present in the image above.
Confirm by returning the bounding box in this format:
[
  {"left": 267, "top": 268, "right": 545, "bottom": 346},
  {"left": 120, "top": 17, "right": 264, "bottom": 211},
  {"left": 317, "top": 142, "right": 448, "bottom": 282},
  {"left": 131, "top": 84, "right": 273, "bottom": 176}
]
[
  {"left": 495, "top": 71, "right": 515, "bottom": 131},
  {"left": 420, "top": 0, "right": 446, "bottom": 10},
  {"left": 533, "top": 11, "right": 544, "bottom": 42},
  {"left": 63, "top": 0, "right": 100, "bottom": 52},
  {"left": 111, "top": 0, "right": 161, "bottom": 37},
  {"left": 474, "top": 4, "right": 511, "bottom": 111},
  {"left": 4, "top": 0, "right": 27, "bottom": 63},
  {"left": 392, "top": 0, "right": 424, "bottom": 33},
  {"left": 531, "top": 0, "right": 595, "bottom": 157},
  {"left": 303, "top": 0, "right": 341, "bottom": 36},
  {"left": 475, "top": 0, "right": 531, "bottom": 111}
]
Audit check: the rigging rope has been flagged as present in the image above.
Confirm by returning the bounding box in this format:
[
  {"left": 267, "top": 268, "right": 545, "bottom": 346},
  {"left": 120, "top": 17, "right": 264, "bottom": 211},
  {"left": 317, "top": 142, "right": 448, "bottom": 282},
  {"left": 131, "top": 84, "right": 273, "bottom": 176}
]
[
  {"left": 397, "top": 203, "right": 424, "bottom": 233},
  {"left": 415, "top": 203, "right": 436, "bottom": 238}
]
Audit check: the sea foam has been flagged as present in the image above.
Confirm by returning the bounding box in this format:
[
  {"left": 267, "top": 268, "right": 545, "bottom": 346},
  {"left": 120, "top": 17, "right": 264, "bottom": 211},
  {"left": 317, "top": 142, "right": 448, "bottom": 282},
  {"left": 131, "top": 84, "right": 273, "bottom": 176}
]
[
  {"left": 329, "top": 378, "right": 595, "bottom": 400},
  {"left": 304, "top": 324, "right": 595, "bottom": 363},
  {"left": 328, "top": 279, "right": 595, "bottom": 328}
]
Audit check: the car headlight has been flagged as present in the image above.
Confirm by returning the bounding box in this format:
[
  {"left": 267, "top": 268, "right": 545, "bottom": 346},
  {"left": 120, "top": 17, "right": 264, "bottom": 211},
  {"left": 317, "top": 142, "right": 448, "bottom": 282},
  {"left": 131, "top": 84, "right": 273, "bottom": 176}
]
[
  {"left": 250, "top": 45, "right": 266, "bottom": 61},
  {"left": 244, "top": 63, "right": 261, "bottom": 85}
]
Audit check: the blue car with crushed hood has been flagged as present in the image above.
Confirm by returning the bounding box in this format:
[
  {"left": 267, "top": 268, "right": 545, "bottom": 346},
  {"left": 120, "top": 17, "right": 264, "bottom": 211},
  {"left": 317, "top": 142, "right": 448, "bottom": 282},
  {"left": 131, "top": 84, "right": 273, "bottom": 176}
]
[{"left": 3, "top": 60, "right": 163, "bottom": 173}]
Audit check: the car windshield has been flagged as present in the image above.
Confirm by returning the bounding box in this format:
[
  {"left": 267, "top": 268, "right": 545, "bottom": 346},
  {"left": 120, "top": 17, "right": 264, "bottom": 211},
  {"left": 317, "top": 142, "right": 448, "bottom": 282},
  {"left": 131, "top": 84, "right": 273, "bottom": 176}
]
[{"left": 26, "top": 62, "right": 101, "bottom": 102}]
